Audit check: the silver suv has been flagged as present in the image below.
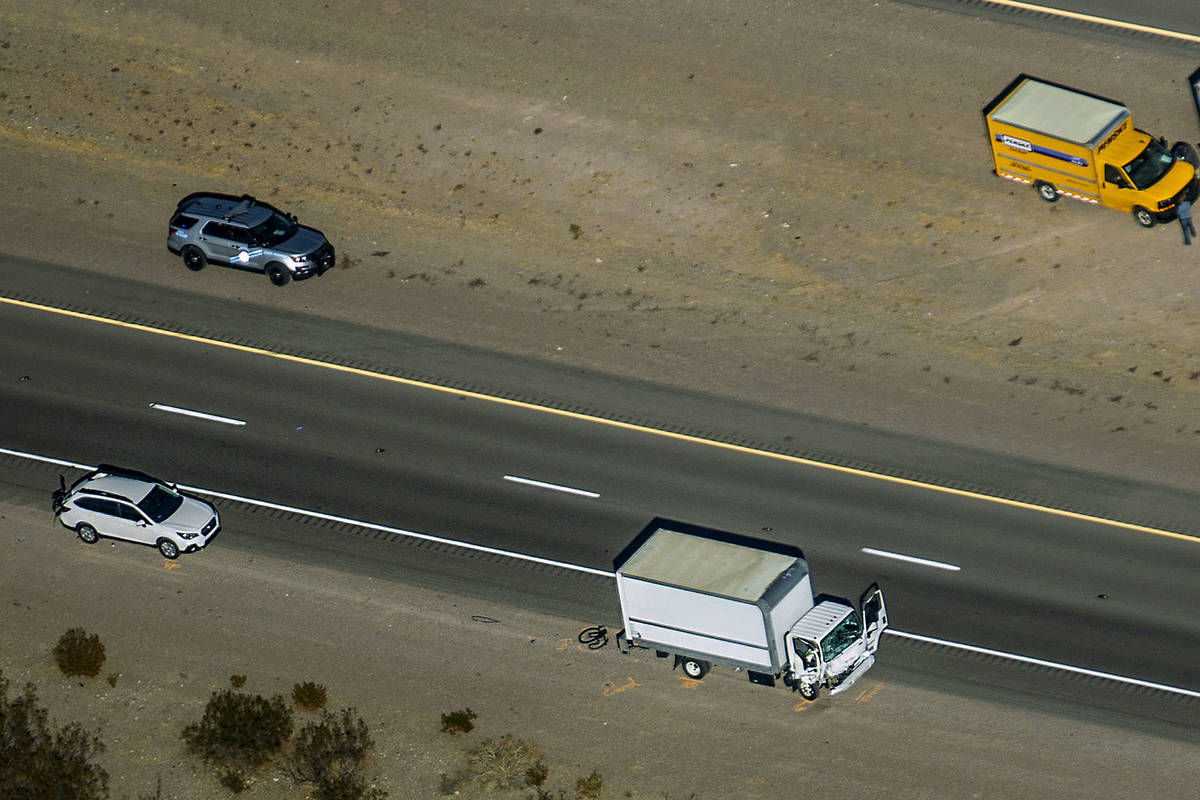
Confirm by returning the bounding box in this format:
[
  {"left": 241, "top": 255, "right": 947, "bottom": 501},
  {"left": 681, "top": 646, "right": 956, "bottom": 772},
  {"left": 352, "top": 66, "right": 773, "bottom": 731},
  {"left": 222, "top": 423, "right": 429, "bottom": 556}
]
[
  {"left": 167, "top": 192, "right": 335, "bottom": 286},
  {"left": 52, "top": 465, "right": 220, "bottom": 559}
]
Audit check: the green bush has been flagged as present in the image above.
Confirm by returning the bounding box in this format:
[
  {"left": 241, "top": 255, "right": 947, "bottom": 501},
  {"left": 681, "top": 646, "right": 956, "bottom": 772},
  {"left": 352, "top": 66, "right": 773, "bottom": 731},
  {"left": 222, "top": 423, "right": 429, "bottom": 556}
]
[
  {"left": 576, "top": 770, "right": 603, "bottom": 799},
  {"left": 181, "top": 690, "right": 293, "bottom": 771},
  {"left": 292, "top": 681, "right": 328, "bottom": 711},
  {"left": 230, "top": 675, "right": 247, "bottom": 688},
  {"left": 440, "top": 708, "right": 477, "bottom": 735},
  {"left": 0, "top": 671, "right": 109, "bottom": 799},
  {"left": 287, "top": 708, "right": 386, "bottom": 799},
  {"left": 53, "top": 628, "right": 106, "bottom": 678},
  {"left": 289, "top": 708, "right": 373, "bottom": 784}
]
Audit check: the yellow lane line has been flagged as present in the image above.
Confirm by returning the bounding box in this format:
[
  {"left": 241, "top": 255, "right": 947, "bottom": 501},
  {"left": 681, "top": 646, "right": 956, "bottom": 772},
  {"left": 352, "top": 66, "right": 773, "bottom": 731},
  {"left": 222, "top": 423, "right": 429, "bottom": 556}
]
[
  {"left": 980, "top": 0, "right": 1200, "bottom": 43},
  {"left": 5, "top": 295, "right": 1199, "bottom": 545}
]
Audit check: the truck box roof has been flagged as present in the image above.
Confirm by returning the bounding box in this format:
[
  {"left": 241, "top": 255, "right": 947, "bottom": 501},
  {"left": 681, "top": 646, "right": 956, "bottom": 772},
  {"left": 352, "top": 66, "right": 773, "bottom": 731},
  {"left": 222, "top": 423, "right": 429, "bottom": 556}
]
[
  {"left": 987, "top": 76, "right": 1128, "bottom": 147},
  {"left": 618, "top": 525, "right": 806, "bottom": 602}
]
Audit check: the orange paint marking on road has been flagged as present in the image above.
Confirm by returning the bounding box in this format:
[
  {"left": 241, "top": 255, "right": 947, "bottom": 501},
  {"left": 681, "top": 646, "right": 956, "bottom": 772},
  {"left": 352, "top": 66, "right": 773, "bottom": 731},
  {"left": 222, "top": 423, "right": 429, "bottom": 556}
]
[
  {"left": 555, "top": 638, "right": 573, "bottom": 651},
  {"left": 163, "top": 562, "right": 181, "bottom": 570},
  {"left": 602, "top": 677, "right": 639, "bottom": 696},
  {"left": 676, "top": 676, "right": 702, "bottom": 690},
  {"left": 792, "top": 700, "right": 812, "bottom": 712},
  {"left": 855, "top": 682, "right": 884, "bottom": 702}
]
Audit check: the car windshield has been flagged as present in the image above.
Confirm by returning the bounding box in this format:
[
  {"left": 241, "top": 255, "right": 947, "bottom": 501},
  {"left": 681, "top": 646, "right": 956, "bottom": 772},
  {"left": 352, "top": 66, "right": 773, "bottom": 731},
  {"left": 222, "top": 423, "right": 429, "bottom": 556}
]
[
  {"left": 137, "top": 484, "right": 184, "bottom": 523},
  {"left": 249, "top": 210, "right": 299, "bottom": 246},
  {"left": 1123, "top": 137, "right": 1175, "bottom": 190},
  {"left": 819, "top": 613, "right": 863, "bottom": 662}
]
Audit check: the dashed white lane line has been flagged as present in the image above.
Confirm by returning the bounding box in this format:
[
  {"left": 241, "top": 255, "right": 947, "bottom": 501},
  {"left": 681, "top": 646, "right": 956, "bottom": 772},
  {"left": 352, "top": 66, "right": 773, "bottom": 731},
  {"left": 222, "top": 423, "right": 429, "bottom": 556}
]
[
  {"left": 503, "top": 474, "right": 600, "bottom": 498},
  {"left": 150, "top": 403, "right": 246, "bottom": 426},
  {"left": 863, "top": 547, "right": 961, "bottom": 572},
  {"left": 5, "top": 446, "right": 1198, "bottom": 698}
]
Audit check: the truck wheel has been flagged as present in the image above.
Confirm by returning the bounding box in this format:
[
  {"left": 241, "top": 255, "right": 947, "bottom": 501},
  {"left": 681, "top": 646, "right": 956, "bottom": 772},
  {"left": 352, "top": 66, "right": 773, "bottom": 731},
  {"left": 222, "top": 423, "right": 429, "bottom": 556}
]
[
  {"left": 799, "top": 681, "right": 819, "bottom": 700},
  {"left": 1034, "top": 181, "right": 1059, "bottom": 203},
  {"left": 680, "top": 658, "right": 711, "bottom": 680},
  {"left": 266, "top": 263, "right": 291, "bottom": 286},
  {"left": 181, "top": 246, "right": 206, "bottom": 271},
  {"left": 1132, "top": 207, "right": 1156, "bottom": 228}
]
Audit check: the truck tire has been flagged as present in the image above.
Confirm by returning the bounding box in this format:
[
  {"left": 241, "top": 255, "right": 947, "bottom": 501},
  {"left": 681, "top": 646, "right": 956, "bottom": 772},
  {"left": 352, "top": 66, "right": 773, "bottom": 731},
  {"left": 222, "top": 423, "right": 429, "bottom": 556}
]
[
  {"left": 799, "top": 681, "right": 820, "bottom": 700},
  {"left": 1132, "top": 206, "right": 1156, "bottom": 228},
  {"left": 680, "top": 658, "right": 711, "bottom": 680},
  {"left": 1034, "top": 180, "right": 1059, "bottom": 203}
]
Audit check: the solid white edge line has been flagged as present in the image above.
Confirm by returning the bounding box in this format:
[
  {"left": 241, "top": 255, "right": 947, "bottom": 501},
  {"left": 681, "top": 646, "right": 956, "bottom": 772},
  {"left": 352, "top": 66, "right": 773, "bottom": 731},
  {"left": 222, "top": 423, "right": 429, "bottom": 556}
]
[
  {"left": 150, "top": 403, "right": 247, "bottom": 426},
  {"left": 5, "top": 446, "right": 1198, "bottom": 698},
  {"left": 503, "top": 474, "right": 600, "bottom": 498},
  {"left": 862, "top": 547, "right": 961, "bottom": 571},
  {"left": 885, "top": 629, "right": 1200, "bottom": 699}
]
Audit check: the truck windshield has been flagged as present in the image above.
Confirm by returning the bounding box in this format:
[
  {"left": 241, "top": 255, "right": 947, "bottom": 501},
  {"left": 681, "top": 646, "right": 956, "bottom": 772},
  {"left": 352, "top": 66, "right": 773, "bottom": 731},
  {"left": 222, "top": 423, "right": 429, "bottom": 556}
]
[
  {"left": 1123, "top": 138, "right": 1175, "bottom": 190},
  {"left": 820, "top": 613, "right": 863, "bottom": 662}
]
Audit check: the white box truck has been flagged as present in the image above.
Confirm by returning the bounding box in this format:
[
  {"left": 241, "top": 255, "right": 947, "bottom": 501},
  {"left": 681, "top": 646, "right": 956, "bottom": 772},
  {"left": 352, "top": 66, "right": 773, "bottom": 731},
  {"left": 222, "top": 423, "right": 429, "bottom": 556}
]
[{"left": 615, "top": 519, "right": 886, "bottom": 700}]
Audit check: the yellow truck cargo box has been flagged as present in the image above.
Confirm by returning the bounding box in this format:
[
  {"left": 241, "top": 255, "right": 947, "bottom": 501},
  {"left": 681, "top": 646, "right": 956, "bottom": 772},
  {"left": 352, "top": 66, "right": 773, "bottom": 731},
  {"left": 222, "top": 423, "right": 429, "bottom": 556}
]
[{"left": 983, "top": 74, "right": 1197, "bottom": 227}]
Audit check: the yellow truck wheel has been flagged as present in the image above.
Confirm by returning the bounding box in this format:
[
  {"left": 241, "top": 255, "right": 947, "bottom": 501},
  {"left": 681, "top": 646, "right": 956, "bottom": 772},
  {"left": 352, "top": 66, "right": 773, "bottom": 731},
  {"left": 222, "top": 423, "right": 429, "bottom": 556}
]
[{"left": 1034, "top": 181, "right": 1059, "bottom": 203}]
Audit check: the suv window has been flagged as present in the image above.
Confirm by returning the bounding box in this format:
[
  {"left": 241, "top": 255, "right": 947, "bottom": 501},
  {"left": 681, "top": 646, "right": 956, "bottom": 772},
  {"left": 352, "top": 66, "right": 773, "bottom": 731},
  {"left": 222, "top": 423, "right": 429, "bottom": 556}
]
[
  {"left": 203, "top": 221, "right": 253, "bottom": 245},
  {"left": 170, "top": 213, "right": 199, "bottom": 230},
  {"left": 78, "top": 497, "right": 121, "bottom": 517},
  {"left": 137, "top": 484, "right": 184, "bottom": 523},
  {"left": 116, "top": 503, "right": 146, "bottom": 523},
  {"left": 249, "top": 211, "right": 298, "bottom": 246}
]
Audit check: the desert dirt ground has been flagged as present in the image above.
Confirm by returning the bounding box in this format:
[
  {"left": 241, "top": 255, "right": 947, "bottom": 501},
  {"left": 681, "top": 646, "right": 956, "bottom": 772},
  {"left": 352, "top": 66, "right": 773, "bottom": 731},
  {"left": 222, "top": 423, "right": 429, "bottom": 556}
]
[{"left": 3, "top": 0, "right": 1200, "bottom": 797}]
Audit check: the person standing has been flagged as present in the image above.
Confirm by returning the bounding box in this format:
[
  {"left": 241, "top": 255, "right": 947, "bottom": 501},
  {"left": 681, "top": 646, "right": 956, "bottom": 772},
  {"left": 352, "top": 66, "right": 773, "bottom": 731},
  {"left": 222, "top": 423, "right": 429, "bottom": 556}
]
[{"left": 1179, "top": 197, "right": 1196, "bottom": 246}]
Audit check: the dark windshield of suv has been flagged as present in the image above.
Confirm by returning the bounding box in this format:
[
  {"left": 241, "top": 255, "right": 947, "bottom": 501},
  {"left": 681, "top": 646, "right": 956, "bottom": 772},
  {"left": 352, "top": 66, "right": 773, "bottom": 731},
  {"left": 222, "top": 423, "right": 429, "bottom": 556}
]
[
  {"left": 249, "top": 211, "right": 299, "bottom": 246},
  {"left": 137, "top": 484, "right": 184, "bottom": 523},
  {"left": 1123, "top": 137, "right": 1175, "bottom": 190}
]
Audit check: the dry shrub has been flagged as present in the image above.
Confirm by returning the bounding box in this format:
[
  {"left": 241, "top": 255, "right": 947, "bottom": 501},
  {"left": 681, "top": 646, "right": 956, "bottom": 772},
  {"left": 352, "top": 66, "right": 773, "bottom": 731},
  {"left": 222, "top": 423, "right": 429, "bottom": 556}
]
[
  {"left": 293, "top": 681, "right": 328, "bottom": 711},
  {"left": 440, "top": 708, "right": 477, "bottom": 735},
  {"left": 53, "top": 628, "right": 106, "bottom": 678},
  {"left": 465, "top": 735, "right": 544, "bottom": 790}
]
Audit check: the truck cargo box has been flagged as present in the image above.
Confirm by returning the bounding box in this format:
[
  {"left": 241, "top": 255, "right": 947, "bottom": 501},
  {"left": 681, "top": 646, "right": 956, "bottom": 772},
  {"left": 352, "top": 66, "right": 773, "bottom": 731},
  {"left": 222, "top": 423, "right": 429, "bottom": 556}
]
[{"left": 615, "top": 520, "right": 814, "bottom": 674}]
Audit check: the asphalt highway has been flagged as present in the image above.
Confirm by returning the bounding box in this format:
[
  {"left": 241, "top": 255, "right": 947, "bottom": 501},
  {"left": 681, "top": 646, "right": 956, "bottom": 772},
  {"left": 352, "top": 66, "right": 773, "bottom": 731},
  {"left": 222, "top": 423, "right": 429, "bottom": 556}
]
[{"left": 3, "top": 289, "right": 1199, "bottom": 704}]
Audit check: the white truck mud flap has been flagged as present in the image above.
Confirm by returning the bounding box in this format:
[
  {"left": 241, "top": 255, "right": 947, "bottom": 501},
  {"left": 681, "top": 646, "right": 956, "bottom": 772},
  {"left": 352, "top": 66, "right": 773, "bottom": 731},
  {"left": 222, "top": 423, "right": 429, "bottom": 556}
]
[{"left": 829, "top": 653, "right": 875, "bottom": 695}]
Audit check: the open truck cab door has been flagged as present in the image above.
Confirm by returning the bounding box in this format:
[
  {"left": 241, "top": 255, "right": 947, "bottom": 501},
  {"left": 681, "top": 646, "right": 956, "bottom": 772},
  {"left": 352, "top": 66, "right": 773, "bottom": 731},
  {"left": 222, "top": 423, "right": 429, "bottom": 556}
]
[
  {"left": 860, "top": 584, "right": 888, "bottom": 653},
  {"left": 787, "top": 635, "right": 823, "bottom": 701}
]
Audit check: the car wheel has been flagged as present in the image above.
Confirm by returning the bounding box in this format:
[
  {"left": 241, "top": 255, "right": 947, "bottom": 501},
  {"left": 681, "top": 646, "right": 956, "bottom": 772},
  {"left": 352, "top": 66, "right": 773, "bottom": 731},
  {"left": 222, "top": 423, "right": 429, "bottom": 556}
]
[
  {"left": 1132, "top": 206, "right": 1156, "bottom": 228},
  {"left": 680, "top": 658, "right": 710, "bottom": 680},
  {"left": 266, "top": 263, "right": 291, "bottom": 286},
  {"left": 1034, "top": 180, "right": 1058, "bottom": 203},
  {"left": 157, "top": 538, "right": 179, "bottom": 559},
  {"left": 76, "top": 523, "right": 99, "bottom": 544},
  {"left": 799, "top": 680, "right": 820, "bottom": 700},
  {"left": 182, "top": 246, "right": 207, "bottom": 271}
]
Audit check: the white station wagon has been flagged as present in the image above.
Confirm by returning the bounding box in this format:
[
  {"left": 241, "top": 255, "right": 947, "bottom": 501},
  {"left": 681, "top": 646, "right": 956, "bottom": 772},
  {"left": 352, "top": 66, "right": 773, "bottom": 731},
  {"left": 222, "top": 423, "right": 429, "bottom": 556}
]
[{"left": 52, "top": 465, "right": 220, "bottom": 559}]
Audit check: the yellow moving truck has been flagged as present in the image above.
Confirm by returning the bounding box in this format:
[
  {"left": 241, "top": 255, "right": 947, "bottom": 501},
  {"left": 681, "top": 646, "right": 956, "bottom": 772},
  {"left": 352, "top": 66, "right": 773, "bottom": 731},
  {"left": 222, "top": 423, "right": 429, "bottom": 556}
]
[{"left": 984, "top": 74, "right": 1198, "bottom": 227}]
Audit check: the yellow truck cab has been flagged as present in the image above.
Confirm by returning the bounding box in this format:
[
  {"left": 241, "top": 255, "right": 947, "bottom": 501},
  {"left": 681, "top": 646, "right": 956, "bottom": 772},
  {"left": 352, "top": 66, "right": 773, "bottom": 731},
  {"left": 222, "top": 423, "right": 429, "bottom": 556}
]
[{"left": 984, "top": 74, "right": 1198, "bottom": 227}]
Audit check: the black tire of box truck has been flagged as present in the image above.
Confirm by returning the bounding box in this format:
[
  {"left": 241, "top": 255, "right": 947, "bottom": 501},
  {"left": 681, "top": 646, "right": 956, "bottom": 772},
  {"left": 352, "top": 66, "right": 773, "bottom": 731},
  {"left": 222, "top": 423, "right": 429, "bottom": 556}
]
[
  {"left": 1035, "top": 180, "right": 1059, "bottom": 202},
  {"left": 679, "top": 657, "right": 711, "bottom": 680},
  {"left": 1132, "top": 206, "right": 1156, "bottom": 228}
]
